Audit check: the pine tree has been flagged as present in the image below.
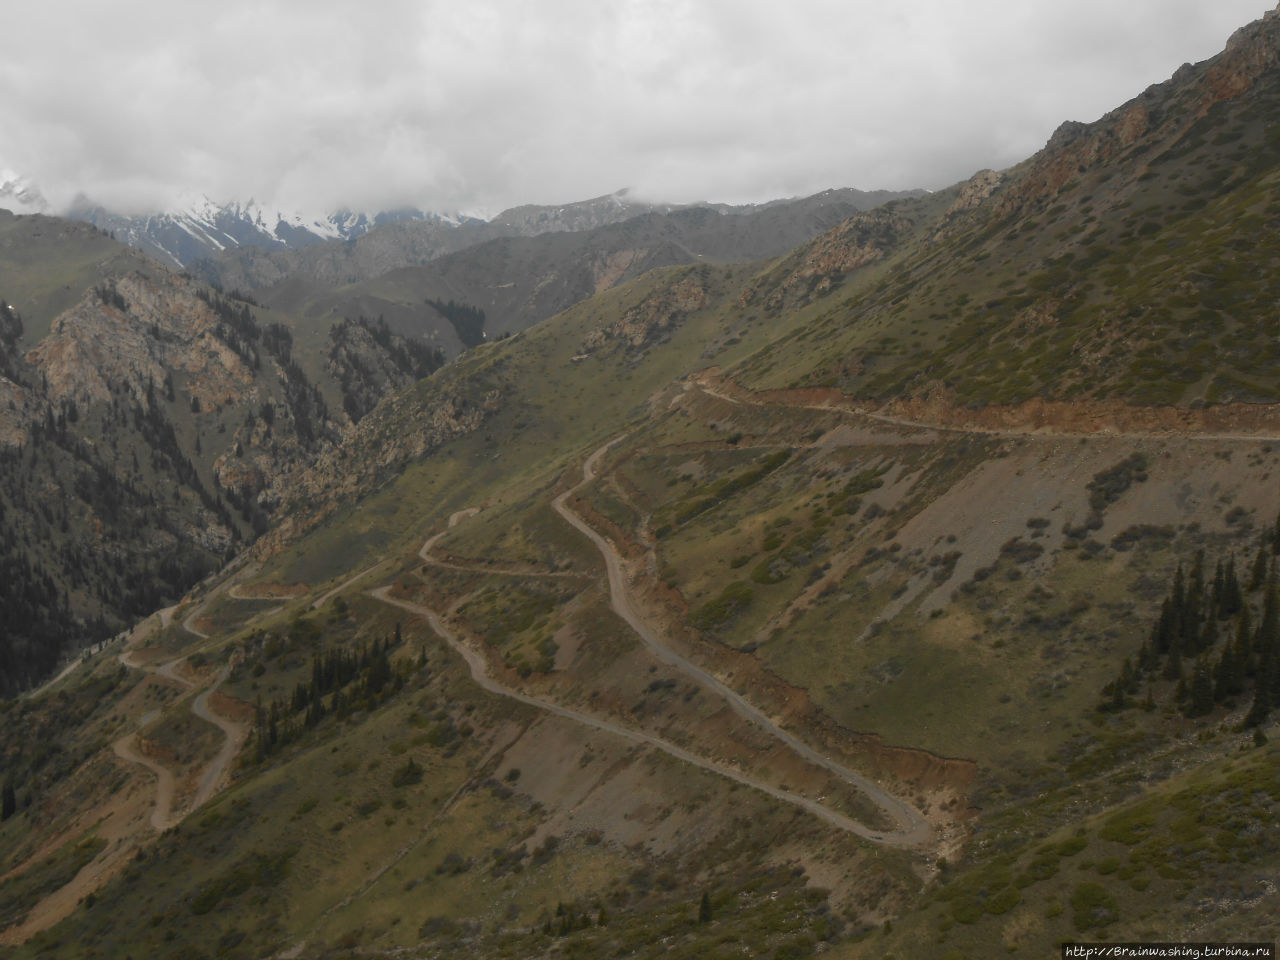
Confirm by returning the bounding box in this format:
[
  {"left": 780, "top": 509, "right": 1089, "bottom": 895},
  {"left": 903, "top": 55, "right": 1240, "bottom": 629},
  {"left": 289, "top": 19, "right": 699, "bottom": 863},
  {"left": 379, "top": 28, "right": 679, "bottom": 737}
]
[
  {"left": 1214, "top": 638, "right": 1242, "bottom": 702},
  {"left": 1220, "top": 557, "right": 1243, "bottom": 619},
  {"left": 1163, "top": 634, "right": 1184, "bottom": 682},
  {"left": 698, "top": 891, "right": 713, "bottom": 924},
  {"left": 1256, "top": 577, "right": 1279, "bottom": 664},
  {"left": 1185, "top": 657, "right": 1215, "bottom": 717},
  {"left": 1, "top": 781, "right": 15, "bottom": 821},
  {"left": 1152, "top": 599, "right": 1175, "bottom": 655},
  {"left": 1182, "top": 554, "right": 1205, "bottom": 654},
  {"left": 1246, "top": 677, "right": 1271, "bottom": 728},
  {"left": 1250, "top": 538, "right": 1269, "bottom": 591},
  {"left": 1237, "top": 606, "right": 1255, "bottom": 678}
]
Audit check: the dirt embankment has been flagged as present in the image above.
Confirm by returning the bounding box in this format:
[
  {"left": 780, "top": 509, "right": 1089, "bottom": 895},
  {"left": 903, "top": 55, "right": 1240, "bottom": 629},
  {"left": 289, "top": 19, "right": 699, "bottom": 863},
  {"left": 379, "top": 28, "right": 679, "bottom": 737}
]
[
  {"left": 570, "top": 431, "right": 977, "bottom": 803},
  {"left": 565, "top": 494, "right": 647, "bottom": 561},
  {"left": 637, "top": 577, "right": 977, "bottom": 798},
  {"left": 697, "top": 368, "right": 1280, "bottom": 438},
  {"left": 882, "top": 394, "right": 1280, "bottom": 437}
]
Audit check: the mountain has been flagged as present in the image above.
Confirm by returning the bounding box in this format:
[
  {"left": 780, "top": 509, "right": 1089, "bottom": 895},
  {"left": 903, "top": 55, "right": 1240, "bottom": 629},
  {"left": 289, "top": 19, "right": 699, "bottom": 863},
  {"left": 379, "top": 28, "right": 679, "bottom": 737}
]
[
  {"left": 0, "top": 173, "right": 47, "bottom": 217},
  {"left": 6, "top": 7, "right": 1280, "bottom": 959},
  {"left": 64, "top": 196, "right": 479, "bottom": 270},
  {"left": 0, "top": 213, "right": 457, "bottom": 696},
  {"left": 189, "top": 187, "right": 922, "bottom": 293},
  {"left": 195, "top": 187, "right": 926, "bottom": 361}
]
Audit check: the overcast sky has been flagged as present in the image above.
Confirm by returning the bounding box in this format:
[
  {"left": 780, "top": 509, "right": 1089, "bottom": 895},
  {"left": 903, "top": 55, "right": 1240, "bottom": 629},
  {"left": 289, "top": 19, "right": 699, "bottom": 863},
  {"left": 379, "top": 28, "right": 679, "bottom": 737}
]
[{"left": 0, "top": 0, "right": 1269, "bottom": 216}]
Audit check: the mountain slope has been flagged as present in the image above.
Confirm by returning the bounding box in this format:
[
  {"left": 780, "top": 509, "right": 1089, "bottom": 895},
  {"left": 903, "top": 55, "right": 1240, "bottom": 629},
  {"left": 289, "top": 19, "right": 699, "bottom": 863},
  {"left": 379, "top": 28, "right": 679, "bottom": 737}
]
[
  {"left": 191, "top": 187, "right": 921, "bottom": 294},
  {"left": 220, "top": 187, "right": 926, "bottom": 359},
  {"left": 7, "top": 8, "right": 1280, "bottom": 960},
  {"left": 0, "top": 228, "right": 456, "bottom": 694}
]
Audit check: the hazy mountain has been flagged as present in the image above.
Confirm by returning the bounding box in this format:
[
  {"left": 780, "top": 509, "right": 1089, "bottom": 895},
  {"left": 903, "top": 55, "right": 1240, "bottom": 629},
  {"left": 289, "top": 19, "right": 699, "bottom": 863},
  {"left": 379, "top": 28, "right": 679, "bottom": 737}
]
[
  {"left": 189, "top": 187, "right": 924, "bottom": 294},
  {"left": 0, "top": 173, "right": 48, "bottom": 217},
  {"left": 197, "top": 187, "right": 927, "bottom": 359}
]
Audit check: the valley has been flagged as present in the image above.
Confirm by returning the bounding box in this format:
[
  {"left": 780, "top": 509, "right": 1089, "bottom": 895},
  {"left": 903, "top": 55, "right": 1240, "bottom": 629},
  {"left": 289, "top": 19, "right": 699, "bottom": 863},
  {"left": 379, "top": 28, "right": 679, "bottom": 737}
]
[{"left": 4, "top": 6, "right": 1280, "bottom": 958}]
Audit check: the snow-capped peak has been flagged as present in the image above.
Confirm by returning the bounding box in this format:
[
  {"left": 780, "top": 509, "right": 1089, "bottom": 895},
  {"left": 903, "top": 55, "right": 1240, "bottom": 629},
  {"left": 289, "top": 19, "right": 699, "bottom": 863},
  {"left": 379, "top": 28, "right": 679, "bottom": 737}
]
[{"left": 0, "top": 170, "right": 49, "bottom": 215}]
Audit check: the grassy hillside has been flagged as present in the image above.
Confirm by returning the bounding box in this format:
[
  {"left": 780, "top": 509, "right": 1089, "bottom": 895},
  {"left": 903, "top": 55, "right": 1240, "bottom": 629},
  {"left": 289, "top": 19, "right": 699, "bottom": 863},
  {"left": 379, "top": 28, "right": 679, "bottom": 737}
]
[{"left": 6, "top": 8, "right": 1280, "bottom": 959}]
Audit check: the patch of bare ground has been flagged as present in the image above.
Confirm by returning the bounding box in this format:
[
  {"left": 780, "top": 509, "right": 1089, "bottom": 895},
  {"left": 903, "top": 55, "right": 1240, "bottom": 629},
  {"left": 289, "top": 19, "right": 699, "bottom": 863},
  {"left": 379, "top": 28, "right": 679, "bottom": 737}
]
[{"left": 229, "top": 581, "right": 308, "bottom": 599}]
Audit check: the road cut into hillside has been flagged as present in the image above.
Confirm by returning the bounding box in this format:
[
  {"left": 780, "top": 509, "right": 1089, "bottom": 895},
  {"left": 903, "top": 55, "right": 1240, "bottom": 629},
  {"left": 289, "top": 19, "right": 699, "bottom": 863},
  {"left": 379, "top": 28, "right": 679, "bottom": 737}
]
[
  {"left": 551, "top": 436, "right": 933, "bottom": 847},
  {"left": 379, "top": 465, "right": 934, "bottom": 848}
]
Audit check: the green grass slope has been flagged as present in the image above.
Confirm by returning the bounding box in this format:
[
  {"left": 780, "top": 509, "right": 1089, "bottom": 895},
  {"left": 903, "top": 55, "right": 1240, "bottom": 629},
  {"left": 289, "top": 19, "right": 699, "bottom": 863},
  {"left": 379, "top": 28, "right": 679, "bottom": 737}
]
[{"left": 8, "top": 9, "right": 1280, "bottom": 959}]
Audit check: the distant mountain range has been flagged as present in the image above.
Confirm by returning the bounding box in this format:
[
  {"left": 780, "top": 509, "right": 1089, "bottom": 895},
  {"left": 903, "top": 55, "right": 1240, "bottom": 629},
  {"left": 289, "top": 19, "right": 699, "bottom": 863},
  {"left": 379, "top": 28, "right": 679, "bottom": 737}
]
[
  {"left": 0, "top": 175, "right": 478, "bottom": 267},
  {"left": 0, "top": 175, "right": 923, "bottom": 272}
]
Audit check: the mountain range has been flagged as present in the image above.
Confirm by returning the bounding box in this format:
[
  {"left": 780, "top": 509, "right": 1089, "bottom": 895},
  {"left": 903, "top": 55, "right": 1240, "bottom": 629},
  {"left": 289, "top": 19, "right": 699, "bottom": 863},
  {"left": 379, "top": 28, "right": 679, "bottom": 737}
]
[{"left": 2, "top": 6, "right": 1280, "bottom": 959}]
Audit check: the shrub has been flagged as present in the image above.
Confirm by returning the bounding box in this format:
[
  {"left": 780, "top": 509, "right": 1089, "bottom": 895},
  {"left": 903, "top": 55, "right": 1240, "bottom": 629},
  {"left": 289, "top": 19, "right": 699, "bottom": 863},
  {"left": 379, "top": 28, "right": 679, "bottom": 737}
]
[
  {"left": 392, "top": 757, "right": 423, "bottom": 787},
  {"left": 1071, "top": 881, "right": 1118, "bottom": 931}
]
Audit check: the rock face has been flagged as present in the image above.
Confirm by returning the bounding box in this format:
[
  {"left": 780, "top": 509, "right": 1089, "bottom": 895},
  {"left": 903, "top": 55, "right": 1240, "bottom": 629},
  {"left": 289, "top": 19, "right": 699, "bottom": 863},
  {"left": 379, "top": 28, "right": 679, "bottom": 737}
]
[
  {"left": 737, "top": 207, "right": 909, "bottom": 314},
  {"left": 325, "top": 315, "right": 445, "bottom": 424},
  {"left": 991, "top": 2, "right": 1280, "bottom": 218},
  {"left": 581, "top": 271, "right": 710, "bottom": 354},
  {"left": 26, "top": 275, "right": 258, "bottom": 411},
  {"left": 0, "top": 246, "right": 464, "bottom": 690}
]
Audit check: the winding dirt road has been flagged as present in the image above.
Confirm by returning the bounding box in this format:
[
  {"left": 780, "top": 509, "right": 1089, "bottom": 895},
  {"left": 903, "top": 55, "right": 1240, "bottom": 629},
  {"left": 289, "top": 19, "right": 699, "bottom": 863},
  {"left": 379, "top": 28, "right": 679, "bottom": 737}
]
[
  {"left": 111, "top": 733, "right": 177, "bottom": 831},
  {"left": 373, "top": 586, "right": 917, "bottom": 845},
  {"left": 416, "top": 507, "right": 585, "bottom": 580},
  {"left": 693, "top": 373, "right": 1280, "bottom": 443},
  {"left": 377, "top": 447, "right": 933, "bottom": 848},
  {"left": 115, "top": 639, "right": 249, "bottom": 831},
  {"left": 190, "top": 666, "right": 250, "bottom": 811},
  {"left": 551, "top": 438, "right": 931, "bottom": 846}
]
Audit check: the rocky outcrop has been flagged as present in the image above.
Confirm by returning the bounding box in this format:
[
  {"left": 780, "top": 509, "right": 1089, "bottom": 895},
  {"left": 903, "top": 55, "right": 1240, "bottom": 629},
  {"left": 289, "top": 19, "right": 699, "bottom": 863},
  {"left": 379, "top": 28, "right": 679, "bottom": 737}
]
[
  {"left": 992, "top": 3, "right": 1280, "bottom": 218},
  {"left": 255, "top": 376, "right": 502, "bottom": 558},
  {"left": 581, "top": 272, "right": 709, "bottom": 354},
  {"left": 26, "top": 273, "right": 258, "bottom": 411},
  {"left": 738, "top": 208, "right": 907, "bottom": 313},
  {"left": 326, "top": 315, "right": 445, "bottom": 424}
]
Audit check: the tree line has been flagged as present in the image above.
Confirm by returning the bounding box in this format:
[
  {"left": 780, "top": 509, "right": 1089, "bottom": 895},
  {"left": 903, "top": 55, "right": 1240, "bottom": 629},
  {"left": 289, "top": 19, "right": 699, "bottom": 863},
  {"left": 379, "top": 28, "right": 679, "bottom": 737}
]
[{"left": 1100, "top": 514, "right": 1280, "bottom": 726}]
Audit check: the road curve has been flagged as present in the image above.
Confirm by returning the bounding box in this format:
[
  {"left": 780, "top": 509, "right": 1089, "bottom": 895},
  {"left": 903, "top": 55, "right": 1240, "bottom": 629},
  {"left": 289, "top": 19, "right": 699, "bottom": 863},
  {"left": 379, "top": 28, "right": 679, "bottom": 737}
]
[
  {"left": 371, "top": 586, "right": 913, "bottom": 845},
  {"left": 112, "top": 734, "right": 177, "bottom": 831},
  {"left": 550, "top": 437, "right": 932, "bottom": 847},
  {"left": 190, "top": 666, "right": 251, "bottom": 811},
  {"left": 115, "top": 635, "right": 246, "bottom": 829}
]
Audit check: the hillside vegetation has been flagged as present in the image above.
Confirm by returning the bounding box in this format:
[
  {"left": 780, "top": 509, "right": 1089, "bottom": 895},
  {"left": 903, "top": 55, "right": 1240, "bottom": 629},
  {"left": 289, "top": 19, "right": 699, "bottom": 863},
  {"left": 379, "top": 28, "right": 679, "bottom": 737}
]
[{"left": 4, "top": 8, "right": 1280, "bottom": 960}]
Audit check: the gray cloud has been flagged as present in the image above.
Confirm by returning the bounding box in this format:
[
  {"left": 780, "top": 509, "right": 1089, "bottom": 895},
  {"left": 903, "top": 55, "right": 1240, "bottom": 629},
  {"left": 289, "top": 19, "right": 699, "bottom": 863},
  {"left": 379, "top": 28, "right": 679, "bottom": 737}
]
[{"left": 0, "top": 0, "right": 1268, "bottom": 215}]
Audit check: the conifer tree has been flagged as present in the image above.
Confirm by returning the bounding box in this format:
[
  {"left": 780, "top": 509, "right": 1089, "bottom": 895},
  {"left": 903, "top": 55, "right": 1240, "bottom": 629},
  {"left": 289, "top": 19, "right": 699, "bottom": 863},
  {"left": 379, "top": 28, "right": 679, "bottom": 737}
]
[
  {"left": 1246, "top": 675, "right": 1272, "bottom": 728},
  {"left": 1220, "top": 557, "right": 1243, "bottom": 619},
  {"left": 1185, "top": 657, "right": 1215, "bottom": 717},
  {"left": 1237, "top": 605, "right": 1255, "bottom": 678},
  {"left": 1, "top": 781, "right": 14, "bottom": 821},
  {"left": 1250, "top": 537, "right": 1269, "bottom": 591},
  {"left": 1152, "top": 598, "right": 1175, "bottom": 655},
  {"left": 1163, "top": 634, "right": 1184, "bottom": 682},
  {"left": 1214, "top": 637, "right": 1243, "bottom": 702}
]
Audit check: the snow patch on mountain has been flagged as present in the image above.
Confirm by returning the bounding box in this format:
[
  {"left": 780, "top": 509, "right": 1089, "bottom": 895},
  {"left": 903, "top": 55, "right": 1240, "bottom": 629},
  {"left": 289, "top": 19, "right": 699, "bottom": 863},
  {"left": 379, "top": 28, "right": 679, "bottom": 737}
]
[{"left": 0, "top": 171, "right": 49, "bottom": 215}]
